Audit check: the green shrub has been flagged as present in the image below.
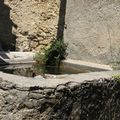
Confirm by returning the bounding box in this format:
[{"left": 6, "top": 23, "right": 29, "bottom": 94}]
[{"left": 34, "top": 38, "right": 67, "bottom": 66}]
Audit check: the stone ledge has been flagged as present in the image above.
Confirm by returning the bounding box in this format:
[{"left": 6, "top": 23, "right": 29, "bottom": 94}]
[
  {"left": 0, "top": 70, "right": 120, "bottom": 88},
  {"left": 0, "top": 52, "right": 35, "bottom": 65},
  {"left": 61, "top": 59, "right": 113, "bottom": 72}
]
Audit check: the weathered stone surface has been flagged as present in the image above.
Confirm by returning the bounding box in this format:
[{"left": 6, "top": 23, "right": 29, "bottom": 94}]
[
  {"left": 3, "top": 0, "right": 60, "bottom": 51},
  {"left": 1, "top": 70, "right": 120, "bottom": 88},
  {"left": 65, "top": 0, "right": 120, "bottom": 64},
  {"left": 0, "top": 76, "right": 120, "bottom": 120}
]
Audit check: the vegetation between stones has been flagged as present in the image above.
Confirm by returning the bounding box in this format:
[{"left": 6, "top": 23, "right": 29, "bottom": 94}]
[{"left": 112, "top": 74, "right": 120, "bottom": 82}]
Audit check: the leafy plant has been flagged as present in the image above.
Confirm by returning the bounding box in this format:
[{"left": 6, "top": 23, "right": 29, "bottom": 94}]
[{"left": 34, "top": 38, "right": 67, "bottom": 66}]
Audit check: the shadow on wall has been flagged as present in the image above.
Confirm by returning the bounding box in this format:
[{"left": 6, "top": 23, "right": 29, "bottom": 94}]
[
  {"left": 57, "top": 0, "right": 67, "bottom": 39},
  {"left": 0, "top": 0, "right": 17, "bottom": 51}
]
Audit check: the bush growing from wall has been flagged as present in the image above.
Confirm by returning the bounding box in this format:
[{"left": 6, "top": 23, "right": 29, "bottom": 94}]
[{"left": 34, "top": 38, "right": 67, "bottom": 66}]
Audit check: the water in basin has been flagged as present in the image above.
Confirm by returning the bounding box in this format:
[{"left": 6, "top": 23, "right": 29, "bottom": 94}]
[{"left": 0, "top": 64, "right": 87, "bottom": 77}]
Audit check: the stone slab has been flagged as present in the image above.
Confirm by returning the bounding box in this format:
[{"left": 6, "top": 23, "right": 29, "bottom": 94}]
[
  {"left": 61, "top": 59, "right": 112, "bottom": 72},
  {"left": 0, "top": 52, "right": 35, "bottom": 65},
  {"left": 0, "top": 70, "right": 120, "bottom": 88}
]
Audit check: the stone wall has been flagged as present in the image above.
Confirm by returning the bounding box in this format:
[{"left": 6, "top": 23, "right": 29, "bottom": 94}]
[
  {"left": 64, "top": 0, "right": 120, "bottom": 64},
  {"left": 3, "top": 0, "right": 60, "bottom": 51},
  {"left": 2, "top": 0, "right": 120, "bottom": 64},
  {"left": 0, "top": 77, "right": 120, "bottom": 120}
]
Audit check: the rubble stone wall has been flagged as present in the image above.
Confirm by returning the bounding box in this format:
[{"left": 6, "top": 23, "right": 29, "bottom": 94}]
[
  {"left": 0, "top": 77, "right": 120, "bottom": 120},
  {"left": 3, "top": 0, "right": 60, "bottom": 51}
]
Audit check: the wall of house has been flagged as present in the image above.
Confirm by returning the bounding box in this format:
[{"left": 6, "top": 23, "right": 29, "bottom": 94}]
[{"left": 64, "top": 0, "right": 120, "bottom": 64}]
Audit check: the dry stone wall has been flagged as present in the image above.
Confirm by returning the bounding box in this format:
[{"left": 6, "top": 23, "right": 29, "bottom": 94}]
[
  {"left": 4, "top": 0, "right": 60, "bottom": 51},
  {"left": 0, "top": 77, "right": 120, "bottom": 120}
]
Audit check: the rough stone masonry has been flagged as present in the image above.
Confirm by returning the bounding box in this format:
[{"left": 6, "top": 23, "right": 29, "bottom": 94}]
[
  {"left": 0, "top": 70, "right": 119, "bottom": 120},
  {"left": 1, "top": 76, "right": 120, "bottom": 120},
  {"left": 3, "top": 0, "right": 60, "bottom": 51}
]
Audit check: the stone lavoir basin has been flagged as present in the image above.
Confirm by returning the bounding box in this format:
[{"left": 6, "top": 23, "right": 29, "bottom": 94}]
[
  {"left": 0, "top": 52, "right": 113, "bottom": 78},
  {"left": 0, "top": 63, "right": 86, "bottom": 78}
]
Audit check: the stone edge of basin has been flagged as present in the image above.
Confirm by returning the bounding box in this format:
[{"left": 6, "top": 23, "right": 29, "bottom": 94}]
[
  {"left": 0, "top": 70, "right": 120, "bottom": 88},
  {"left": 61, "top": 59, "right": 113, "bottom": 71}
]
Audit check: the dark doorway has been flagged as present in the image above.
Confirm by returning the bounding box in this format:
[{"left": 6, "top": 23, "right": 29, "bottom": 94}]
[
  {"left": 57, "top": 0, "right": 67, "bottom": 39},
  {"left": 0, "top": 0, "right": 17, "bottom": 51}
]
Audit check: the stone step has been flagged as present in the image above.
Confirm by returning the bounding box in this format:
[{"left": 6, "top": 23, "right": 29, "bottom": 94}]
[{"left": 0, "top": 52, "right": 35, "bottom": 65}]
